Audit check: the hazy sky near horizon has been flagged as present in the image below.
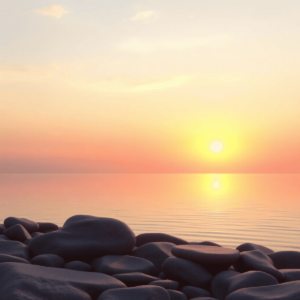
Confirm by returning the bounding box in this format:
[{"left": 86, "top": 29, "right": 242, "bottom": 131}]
[{"left": 1, "top": 0, "right": 300, "bottom": 173}]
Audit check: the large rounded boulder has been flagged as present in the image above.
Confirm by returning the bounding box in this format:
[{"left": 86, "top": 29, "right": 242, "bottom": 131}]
[
  {"left": 0, "top": 262, "right": 125, "bottom": 300},
  {"left": 211, "top": 270, "right": 278, "bottom": 300},
  {"left": 4, "top": 217, "right": 39, "bottom": 233},
  {"left": 225, "top": 281, "right": 300, "bottom": 300},
  {"left": 236, "top": 243, "right": 274, "bottom": 255},
  {"left": 132, "top": 242, "right": 175, "bottom": 275},
  {"left": 136, "top": 233, "right": 188, "bottom": 247},
  {"left": 172, "top": 245, "right": 240, "bottom": 275},
  {"left": 28, "top": 215, "right": 136, "bottom": 261},
  {"left": 98, "top": 286, "right": 170, "bottom": 300},
  {"left": 162, "top": 257, "right": 213, "bottom": 288},
  {"left": 92, "top": 255, "right": 155, "bottom": 276},
  {"left": 268, "top": 251, "right": 300, "bottom": 269}
]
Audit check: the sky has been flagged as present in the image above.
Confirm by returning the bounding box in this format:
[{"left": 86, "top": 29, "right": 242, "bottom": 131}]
[{"left": 1, "top": 0, "right": 300, "bottom": 173}]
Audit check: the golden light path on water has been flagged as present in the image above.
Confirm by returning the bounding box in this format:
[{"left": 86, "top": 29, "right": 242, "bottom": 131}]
[{"left": 0, "top": 174, "right": 299, "bottom": 252}]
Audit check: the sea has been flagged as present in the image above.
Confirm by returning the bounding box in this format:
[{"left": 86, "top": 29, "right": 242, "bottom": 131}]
[{"left": 0, "top": 174, "right": 299, "bottom": 252}]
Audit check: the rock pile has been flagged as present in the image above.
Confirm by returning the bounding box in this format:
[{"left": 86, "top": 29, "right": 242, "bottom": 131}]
[{"left": 0, "top": 215, "right": 299, "bottom": 300}]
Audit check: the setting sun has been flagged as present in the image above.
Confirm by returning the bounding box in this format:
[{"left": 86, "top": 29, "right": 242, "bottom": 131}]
[{"left": 210, "top": 141, "right": 224, "bottom": 153}]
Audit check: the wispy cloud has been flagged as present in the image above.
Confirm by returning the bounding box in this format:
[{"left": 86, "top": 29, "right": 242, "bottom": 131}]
[
  {"left": 130, "top": 11, "right": 157, "bottom": 21},
  {"left": 127, "top": 75, "right": 195, "bottom": 92},
  {"left": 0, "top": 64, "right": 194, "bottom": 94},
  {"left": 120, "top": 35, "right": 233, "bottom": 54},
  {"left": 36, "top": 5, "right": 68, "bottom": 18}
]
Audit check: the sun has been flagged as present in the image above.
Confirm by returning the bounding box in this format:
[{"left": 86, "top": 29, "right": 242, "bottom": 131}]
[{"left": 210, "top": 141, "right": 224, "bottom": 153}]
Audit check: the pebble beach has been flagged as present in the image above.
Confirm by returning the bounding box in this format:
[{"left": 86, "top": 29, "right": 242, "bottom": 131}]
[{"left": 0, "top": 215, "right": 300, "bottom": 299}]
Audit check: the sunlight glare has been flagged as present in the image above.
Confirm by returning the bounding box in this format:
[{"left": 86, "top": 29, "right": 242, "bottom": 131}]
[
  {"left": 213, "top": 181, "right": 221, "bottom": 190},
  {"left": 210, "top": 141, "right": 224, "bottom": 153}
]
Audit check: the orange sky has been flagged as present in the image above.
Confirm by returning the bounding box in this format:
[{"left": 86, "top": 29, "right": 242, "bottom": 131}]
[{"left": 1, "top": 0, "right": 300, "bottom": 173}]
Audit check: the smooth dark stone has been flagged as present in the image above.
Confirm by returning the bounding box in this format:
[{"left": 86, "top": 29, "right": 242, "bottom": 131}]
[
  {"left": 0, "top": 240, "right": 29, "bottom": 260},
  {"left": 210, "top": 270, "right": 239, "bottom": 300},
  {"left": 268, "top": 251, "right": 300, "bottom": 269},
  {"left": 0, "top": 254, "right": 30, "bottom": 264},
  {"left": 233, "top": 250, "right": 284, "bottom": 281},
  {"left": 280, "top": 269, "right": 300, "bottom": 282},
  {"left": 162, "top": 257, "right": 213, "bottom": 288},
  {"left": 98, "top": 286, "right": 170, "bottom": 300},
  {"left": 64, "top": 261, "right": 93, "bottom": 272},
  {"left": 112, "top": 272, "right": 159, "bottom": 287},
  {"left": 172, "top": 245, "right": 239, "bottom": 266},
  {"left": 172, "top": 245, "right": 240, "bottom": 274},
  {"left": 211, "top": 270, "right": 278, "bottom": 300},
  {"left": 31, "top": 232, "right": 44, "bottom": 238},
  {"left": 31, "top": 254, "right": 65, "bottom": 268},
  {"left": 159, "top": 271, "right": 167, "bottom": 279},
  {"left": 190, "top": 242, "right": 222, "bottom": 247},
  {"left": 168, "top": 290, "right": 188, "bottom": 300},
  {"left": 0, "top": 235, "right": 10, "bottom": 240},
  {"left": 0, "top": 224, "right": 5, "bottom": 234},
  {"left": 4, "top": 217, "right": 39, "bottom": 233},
  {"left": 0, "top": 262, "right": 125, "bottom": 300},
  {"left": 136, "top": 233, "right": 188, "bottom": 247},
  {"left": 181, "top": 286, "right": 211, "bottom": 299},
  {"left": 3, "top": 224, "right": 32, "bottom": 243},
  {"left": 24, "top": 238, "right": 32, "bottom": 246},
  {"left": 149, "top": 280, "right": 179, "bottom": 290},
  {"left": 92, "top": 255, "right": 155, "bottom": 276},
  {"left": 37, "top": 222, "right": 59, "bottom": 233},
  {"left": 29, "top": 215, "right": 136, "bottom": 261},
  {"left": 236, "top": 243, "right": 274, "bottom": 255},
  {"left": 132, "top": 242, "right": 175, "bottom": 275},
  {"left": 225, "top": 281, "right": 300, "bottom": 300},
  {"left": 189, "top": 298, "right": 217, "bottom": 300}
]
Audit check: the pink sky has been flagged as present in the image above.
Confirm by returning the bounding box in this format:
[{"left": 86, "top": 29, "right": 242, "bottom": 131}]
[{"left": 1, "top": 0, "right": 300, "bottom": 173}]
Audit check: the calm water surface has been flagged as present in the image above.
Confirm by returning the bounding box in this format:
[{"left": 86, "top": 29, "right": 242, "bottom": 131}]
[{"left": 0, "top": 174, "right": 299, "bottom": 251}]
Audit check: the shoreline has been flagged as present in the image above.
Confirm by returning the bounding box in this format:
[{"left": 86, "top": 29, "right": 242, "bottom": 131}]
[{"left": 0, "top": 215, "right": 300, "bottom": 299}]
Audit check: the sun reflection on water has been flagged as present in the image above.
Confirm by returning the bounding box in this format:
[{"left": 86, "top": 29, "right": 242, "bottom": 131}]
[{"left": 212, "top": 180, "right": 221, "bottom": 190}]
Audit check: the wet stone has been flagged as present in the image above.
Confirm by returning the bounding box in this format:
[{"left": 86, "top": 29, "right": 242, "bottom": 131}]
[
  {"left": 159, "top": 271, "right": 167, "bottom": 279},
  {"left": 98, "top": 286, "right": 171, "bottom": 300},
  {"left": 0, "top": 254, "right": 30, "bottom": 264},
  {"left": 167, "top": 290, "right": 188, "bottom": 300},
  {"left": 37, "top": 222, "right": 59, "bottom": 233},
  {"left": 31, "top": 232, "right": 44, "bottom": 238},
  {"left": 132, "top": 242, "right": 175, "bottom": 275},
  {"left": 3, "top": 224, "right": 32, "bottom": 243},
  {"left": 149, "top": 279, "right": 179, "bottom": 290},
  {"left": 112, "top": 272, "right": 159, "bottom": 287},
  {"left": 233, "top": 250, "right": 284, "bottom": 282},
  {"left": 162, "top": 257, "right": 213, "bottom": 288},
  {"left": 31, "top": 254, "right": 65, "bottom": 268},
  {"left": 211, "top": 270, "right": 278, "bottom": 300},
  {"left": 92, "top": 255, "right": 155, "bottom": 276},
  {"left": 0, "top": 225, "right": 5, "bottom": 234},
  {"left": 181, "top": 286, "right": 211, "bottom": 299},
  {"left": 136, "top": 233, "right": 188, "bottom": 247},
  {"left": 268, "top": 251, "right": 300, "bottom": 269},
  {"left": 29, "top": 215, "right": 136, "bottom": 262},
  {"left": 236, "top": 243, "right": 274, "bottom": 255},
  {"left": 189, "top": 298, "right": 217, "bottom": 300},
  {"left": 225, "top": 280, "right": 300, "bottom": 300},
  {"left": 189, "top": 241, "right": 222, "bottom": 247},
  {"left": 64, "top": 261, "right": 93, "bottom": 272},
  {"left": 4, "top": 217, "right": 39, "bottom": 233},
  {"left": 0, "top": 240, "right": 29, "bottom": 260},
  {"left": 280, "top": 269, "right": 300, "bottom": 282},
  {"left": 0, "top": 262, "right": 126, "bottom": 300},
  {"left": 172, "top": 245, "right": 240, "bottom": 274},
  {"left": 0, "top": 235, "right": 10, "bottom": 241}
]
